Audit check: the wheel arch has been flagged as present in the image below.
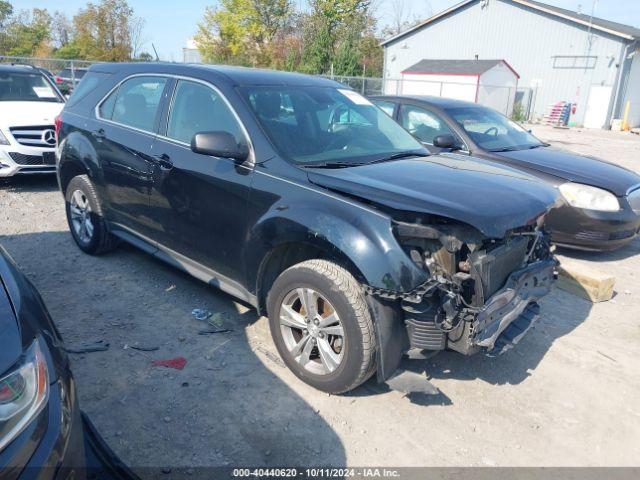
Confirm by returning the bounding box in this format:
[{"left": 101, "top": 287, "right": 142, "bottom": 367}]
[
  {"left": 57, "top": 133, "right": 101, "bottom": 195},
  {"left": 255, "top": 238, "right": 367, "bottom": 315},
  {"left": 246, "top": 209, "right": 428, "bottom": 315}
]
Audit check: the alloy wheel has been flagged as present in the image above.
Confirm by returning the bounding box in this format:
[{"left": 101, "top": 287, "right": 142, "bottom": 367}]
[
  {"left": 279, "top": 287, "right": 345, "bottom": 376},
  {"left": 69, "top": 189, "right": 94, "bottom": 244}
]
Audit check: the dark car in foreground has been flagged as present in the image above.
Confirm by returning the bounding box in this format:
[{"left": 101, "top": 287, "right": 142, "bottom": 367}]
[
  {"left": 0, "top": 246, "right": 137, "bottom": 479},
  {"left": 57, "top": 63, "right": 559, "bottom": 394},
  {"left": 372, "top": 95, "right": 640, "bottom": 251}
]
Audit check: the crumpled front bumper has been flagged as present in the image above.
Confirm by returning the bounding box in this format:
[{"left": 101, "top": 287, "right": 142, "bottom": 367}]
[{"left": 472, "top": 259, "right": 557, "bottom": 355}]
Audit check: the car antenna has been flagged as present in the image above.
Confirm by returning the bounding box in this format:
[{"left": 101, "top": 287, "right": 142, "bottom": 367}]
[{"left": 152, "top": 43, "right": 160, "bottom": 62}]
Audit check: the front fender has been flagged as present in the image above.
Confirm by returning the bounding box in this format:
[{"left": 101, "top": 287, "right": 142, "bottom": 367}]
[{"left": 244, "top": 202, "right": 429, "bottom": 295}]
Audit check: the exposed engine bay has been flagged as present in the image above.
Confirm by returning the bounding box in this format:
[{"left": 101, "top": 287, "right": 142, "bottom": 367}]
[{"left": 368, "top": 214, "right": 558, "bottom": 357}]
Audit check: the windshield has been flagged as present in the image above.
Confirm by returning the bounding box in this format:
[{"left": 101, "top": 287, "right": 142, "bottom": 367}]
[
  {"left": 446, "top": 106, "right": 544, "bottom": 152},
  {"left": 240, "top": 86, "right": 425, "bottom": 165},
  {"left": 0, "top": 72, "right": 63, "bottom": 103}
]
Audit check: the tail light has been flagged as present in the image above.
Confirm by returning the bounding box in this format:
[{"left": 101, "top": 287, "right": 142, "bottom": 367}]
[
  {"left": 55, "top": 76, "right": 62, "bottom": 83},
  {"left": 54, "top": 115, "right": 62, "bottom": 141}
]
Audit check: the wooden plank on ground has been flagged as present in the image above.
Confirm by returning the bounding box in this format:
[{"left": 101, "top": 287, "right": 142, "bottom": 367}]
[{"left": 557, "top": 258, "right": 615, "bottom": 303}]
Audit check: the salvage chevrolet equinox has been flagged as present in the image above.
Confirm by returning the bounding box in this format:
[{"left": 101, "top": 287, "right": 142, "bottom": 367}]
[{"left": 56, "top": 63, "right": 560, "bottom": 394}]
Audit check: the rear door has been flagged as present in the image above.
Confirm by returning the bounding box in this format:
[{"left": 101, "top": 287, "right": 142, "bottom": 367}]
[
  {"left": 146, "top": 78, "right": 254, "bottom": 286},
  {"left": 94, "top": 75, "right": 169, "bottom": 238}
]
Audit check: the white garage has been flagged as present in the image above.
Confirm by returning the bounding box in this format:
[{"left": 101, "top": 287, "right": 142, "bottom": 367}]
[{"left": 396, "top": 59, "right": 520, "bottom": 116}]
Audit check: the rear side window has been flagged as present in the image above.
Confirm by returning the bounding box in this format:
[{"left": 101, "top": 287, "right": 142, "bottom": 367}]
[
  {"left": 67, "top": 72, "right": 111, "bottom": 107},
  {"left": 99, "top": 76, "right": 167, "bottom": 132},
  {"left": 166, "top": 80, "right": 244, "bottom": 145},
  {"left": 373, "top": 100, "right": 396, "bottom": 117}
]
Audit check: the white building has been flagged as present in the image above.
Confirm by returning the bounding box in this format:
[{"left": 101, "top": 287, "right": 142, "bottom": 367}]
[
  {"left": 395, "top": 58, "right": 520, "bottom": 115},
  {"left": 381, "top": 0, "right": 640, "bottom": 128},
  {"left": 183, "top": 38, "right": 202, "bottom": 64}
]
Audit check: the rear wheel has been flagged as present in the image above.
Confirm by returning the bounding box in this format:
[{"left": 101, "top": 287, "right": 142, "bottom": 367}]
[
  {"left": 65, "top": 175, "right": 118, "bottom": 255},
  {"left": 267, "top": 259, "right": 376, "bottom": 393}
]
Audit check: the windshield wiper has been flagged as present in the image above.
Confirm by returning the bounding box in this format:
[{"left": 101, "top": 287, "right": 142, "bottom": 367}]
[
  {"left": 368, "top": 150, "right": 429, "bottom": 165},
  {"left": 489, "top": 146, "right": 521, "bottom": 152},
  {"left": 302, "top": 161, "right": 367, "bottom": 169},
  {"left": 302, "top": 151, "right": 428, "bottom": 169}
]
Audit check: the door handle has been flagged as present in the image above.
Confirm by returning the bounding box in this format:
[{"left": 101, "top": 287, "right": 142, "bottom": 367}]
[
  {"left": 92, "top": 128, "right": 106, "bottom": 140},
  {"left": 154, "top": 153, "right": 173, "bottom": 170}
]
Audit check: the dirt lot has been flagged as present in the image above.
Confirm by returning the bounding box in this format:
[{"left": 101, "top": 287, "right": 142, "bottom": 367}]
[{"left": 1, "top": 126, "right": 639, "bottom": 471}]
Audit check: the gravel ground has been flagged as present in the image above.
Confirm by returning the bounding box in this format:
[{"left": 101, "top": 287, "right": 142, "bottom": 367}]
[{"left": 1, "top": 126, "right": 639, "bottom": 471}]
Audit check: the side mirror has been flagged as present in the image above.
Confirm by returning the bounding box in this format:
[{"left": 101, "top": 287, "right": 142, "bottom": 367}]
[
  {"left": 191, "top": 131, "right": 249, "bottom": 162},
  {"left": 433, "top": 134, "right": 456, "bottom": 149}
]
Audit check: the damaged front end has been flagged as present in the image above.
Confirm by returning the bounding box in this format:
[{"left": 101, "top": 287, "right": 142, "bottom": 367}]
[{"left": 367, "top": 213, "right": 557, "bottom": 379}]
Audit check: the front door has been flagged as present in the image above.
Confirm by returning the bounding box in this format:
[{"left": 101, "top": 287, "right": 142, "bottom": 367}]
[
  {"left": 583, "top": 85, "right": 613, "bottom": 129},
  {"left": 94, "top": 75, "right": 169, "bottom": 238},
  {"left": 398, "top": 104, "right": 461, "bottom": 153},
  {"left": 147, "top": 78, "right": 254, "bottom": 286}
]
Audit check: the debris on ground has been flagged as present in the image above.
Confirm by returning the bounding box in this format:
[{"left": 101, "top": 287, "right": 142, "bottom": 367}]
[
  {"left": 198, "top": 328, "right": 233, "bottom": 335},
  {"left": 125, "top": 343, "right": 160, "bottom": 352},
  {"left": 255, "top": 346, "right": 285, "bottom": 368},
  {"left": 152, "top": 357, "right": 187, "bottom": 370},
  {"left": 64, "top": 340, "right": 110, "bottom": 354},
  {"left": 165, "top": 285, "right": 176, "bottom": 292},
  {"left": 208, "top": 313, "right": 224, "bottom": 327},
  {"left": 192, "top": 308, "right": 212, "bottom": 321}
]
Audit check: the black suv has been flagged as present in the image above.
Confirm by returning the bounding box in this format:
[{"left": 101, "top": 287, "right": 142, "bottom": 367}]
[{"left": 56, "top": 63, "right": 559, "bottom": 393}]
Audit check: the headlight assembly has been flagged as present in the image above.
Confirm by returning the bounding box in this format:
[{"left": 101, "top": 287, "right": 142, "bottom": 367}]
[
  {"left": 0, "top": 338, "right": 49, "bottom": 452},
  {"left": 559, "top": 182, "right": 620, "bottom": 212},
  {"left": 0, "top": 129, "right": 10, "bottom": 146}
]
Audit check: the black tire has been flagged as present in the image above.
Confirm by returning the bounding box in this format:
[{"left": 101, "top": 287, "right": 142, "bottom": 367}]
[
  {"left": 65, "top": 175, "right": 118, "bottom": 255},
  {"left": 267, "top": 259, "right": 377, "bottom": 394}
]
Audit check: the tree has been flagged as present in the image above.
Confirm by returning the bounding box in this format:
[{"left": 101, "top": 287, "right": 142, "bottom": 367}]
[
  {"left": 136, "top": 51, "right": 153, "bottom": 61},
  {"left": 195, "top": 0, "right": 294, "bottom": 67},
  {"left": 4, "top": 8, "right": 52, "bottom": 57},
  {"left": 71, "top": 0, "right": 140, "bottom": 61},
  {"left": 0, "top": 0, "right": 12, "bottom": 29},
  {"left": 300, "top": 0, "right": 373, "bottom": 75},
  {"left": 51, "top": 11, "right": 72, "bottom": 48}
]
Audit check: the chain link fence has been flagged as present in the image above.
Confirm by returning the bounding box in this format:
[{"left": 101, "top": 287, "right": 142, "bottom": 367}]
[{"left": 2, "top": 55, "right": 537, "bottom": 121}]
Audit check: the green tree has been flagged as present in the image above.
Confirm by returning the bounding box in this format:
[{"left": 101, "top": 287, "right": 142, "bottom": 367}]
[
  {"left": 300, "top": 0, "right": 372, "bottom": 75},
  {"left": 71, "top": 0, "right": 139, "bottom": 61},
  {"left": 4, "top": 8, "right": 52, "bottom": 57},
  {"left": 195, "top": 0, "right": 293, "bottom": 67}
]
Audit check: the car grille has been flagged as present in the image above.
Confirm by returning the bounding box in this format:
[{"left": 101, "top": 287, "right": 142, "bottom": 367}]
[
  {"left": 8, "top": 152, "right": 56, "bottom": 166},
  {"left": 9, "top": 125, "right": 56, "bottom": 147},
  {"left": 629, "top": 188, "right": 640, "bottom": 213}
]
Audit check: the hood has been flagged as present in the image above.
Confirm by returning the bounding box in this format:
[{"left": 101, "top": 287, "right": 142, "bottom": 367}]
[
  {"left": 0, "top": 101, "right": 64, "bottom": 128},
  {"left": 307, "top": 154, "right": 560, "bottom": 238},
  {"left": 493, "top": 147, "right": 640, "bottom": 197}
]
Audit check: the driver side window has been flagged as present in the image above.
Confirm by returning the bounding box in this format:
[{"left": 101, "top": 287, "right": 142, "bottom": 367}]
[
  {"left": 400, "top": 105, "right": 454, "bottom": 145},
  {"left": 167, "top": 80, "right": 244, "bottom": 145}
]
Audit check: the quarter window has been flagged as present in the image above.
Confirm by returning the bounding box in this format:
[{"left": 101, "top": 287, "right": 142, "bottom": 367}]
[
  {"left": 99, "top": 76, "right": 167, "bottom": 132},
  {"left": 400, "top": 105, "right": 455, "bottom": 145},
  {"left": 167, "top": 80, "right": 244, "bottom": 145},
  {"left": 373, "top": 100, "right": 396, "bottom": 117}
]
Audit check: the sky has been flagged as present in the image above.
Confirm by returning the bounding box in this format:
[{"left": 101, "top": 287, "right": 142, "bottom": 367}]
[{"left": 11, "top": 0, "right": 640, "bottom": 61}]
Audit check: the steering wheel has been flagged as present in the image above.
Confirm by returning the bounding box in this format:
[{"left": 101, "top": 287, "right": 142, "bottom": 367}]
[{"left": 484, "top": 127, "right": 499, "bottom": 136}]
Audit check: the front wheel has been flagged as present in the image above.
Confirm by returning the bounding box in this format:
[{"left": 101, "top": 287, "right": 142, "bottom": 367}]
[{"left": 267, "top": 259, "right": 377, "bottom": 393}]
